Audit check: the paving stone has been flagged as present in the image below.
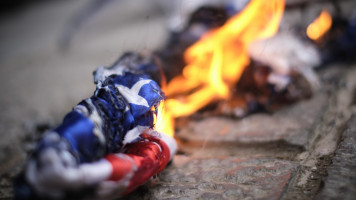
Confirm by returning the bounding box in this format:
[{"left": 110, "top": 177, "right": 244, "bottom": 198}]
[
  {"left": 123, "top": 156, "right": 298, "bottom": 200},
  {"left": 177, "top": 92, "right": 327, "bottom": 145},
  {"left": 316, "top": 115, "right": 356, "bottom": 200}
]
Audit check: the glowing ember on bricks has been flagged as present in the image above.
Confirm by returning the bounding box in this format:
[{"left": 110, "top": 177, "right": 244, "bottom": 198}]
[
  {"left": 308, "top": 8, "right": 356, "bottom": 64},
  {"left": 307, "top": 10, "right": 332, "bottom": 41},
  {"left": 15, "top": 54, "right": 177, "bottom": 200}
]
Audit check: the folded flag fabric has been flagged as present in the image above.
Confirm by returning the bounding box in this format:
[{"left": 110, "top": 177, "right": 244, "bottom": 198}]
[{"left": 15, "top": 54, "right": 177, "bottom": 200}]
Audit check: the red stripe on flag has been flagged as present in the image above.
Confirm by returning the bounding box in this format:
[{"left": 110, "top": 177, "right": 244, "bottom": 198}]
[
  {"left": 105, "top": 154, "right": 134, "bottom": 181},
  {"left": 105, "top": 132, "right": 171, "bottom": 195}
]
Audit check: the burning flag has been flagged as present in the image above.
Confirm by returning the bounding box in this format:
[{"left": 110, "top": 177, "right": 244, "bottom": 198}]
[
  {"left": 15, "top": 54, "right": 177, "bottom": 200},
  {"left": 155, "top": 0, "right": 285, "bottom": 135},
  {"left": 14, "top": 0, "right": 330, "bottom": 198}
]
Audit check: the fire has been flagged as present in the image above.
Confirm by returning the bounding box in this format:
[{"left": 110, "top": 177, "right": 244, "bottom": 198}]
[
  {"left": 307, "top": 10, "right": 332, "bottom": 41},
  {"left": 154, "top": 101, "right": 175, "bottom": 137},
  {"left": 155, "top": 0, "right": 285, "bottom": 136}
]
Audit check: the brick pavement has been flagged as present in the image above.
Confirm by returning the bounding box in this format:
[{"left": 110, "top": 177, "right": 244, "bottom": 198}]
[{"left": 0, "top": 1, "right": 356, "bottom": 200}]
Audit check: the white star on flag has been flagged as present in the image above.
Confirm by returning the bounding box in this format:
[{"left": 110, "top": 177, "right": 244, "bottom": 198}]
[{"left": 115, "top": 79, "right": 152, "bottom": 108}]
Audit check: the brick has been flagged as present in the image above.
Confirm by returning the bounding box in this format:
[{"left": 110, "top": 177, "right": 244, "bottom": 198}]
[
  {"left": 123, "top": 156, "right": 298, "bottom": 199},
  {"left": 176, "top": 93, "right": 327, "bottom": 145},
  {"left": 316, "top": 115, "right": 356, "bottom": 200}
]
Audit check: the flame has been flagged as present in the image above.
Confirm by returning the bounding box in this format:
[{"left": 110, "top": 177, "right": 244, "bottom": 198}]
[
  {"left": 155, "top": 0, "right": 285, "bottom": 136},
  {"left": 307, "top": 10, "right": 332, "bottom": 41},
  {"left": 154, "top": 101, "right": 174, "bottom": 137}
]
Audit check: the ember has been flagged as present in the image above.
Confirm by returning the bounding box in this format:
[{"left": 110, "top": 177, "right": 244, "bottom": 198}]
[{"left": 307, "top": 10, "right": 332, "bottom": 41}]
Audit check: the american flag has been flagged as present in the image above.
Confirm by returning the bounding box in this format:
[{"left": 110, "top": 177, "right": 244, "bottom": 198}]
[{"left": 15, "top": 54, "right": 176, "bottom": 200}]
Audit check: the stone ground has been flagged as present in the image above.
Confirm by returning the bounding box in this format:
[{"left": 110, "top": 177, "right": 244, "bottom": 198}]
[
  {"left": 1, "top": 1, "right": 356, "bottom": 200},
  {"left": 121, "top": 66, "right": 356, "bottom": 200}
]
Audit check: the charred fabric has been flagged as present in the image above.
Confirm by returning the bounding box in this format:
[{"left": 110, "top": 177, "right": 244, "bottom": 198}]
[
  {"left": 157, "top": 4, "right": 356, "bottom": 117},
  {"left": 14, "top": 1, "right": 356, "bottom": 200}
]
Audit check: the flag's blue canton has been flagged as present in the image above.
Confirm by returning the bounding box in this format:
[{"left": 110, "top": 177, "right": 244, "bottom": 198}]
[
  {"left": 112, "top": 72, "right": 163, "bottom": 120},
  {"left": 37, "top": 71, "right": 164, "bottom": 164}
]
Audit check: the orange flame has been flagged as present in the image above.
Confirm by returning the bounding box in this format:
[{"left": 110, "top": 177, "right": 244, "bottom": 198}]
[
  {"left": 307, "top": 10, "right": 332, "bottom": 41},
  {"left": 155, "top": 0, "right": 285, "bottom": 136},
  {"left": 154, "top": 101, "right": 174, "bottom": 137}
]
